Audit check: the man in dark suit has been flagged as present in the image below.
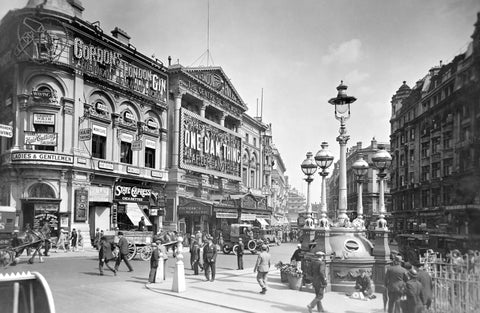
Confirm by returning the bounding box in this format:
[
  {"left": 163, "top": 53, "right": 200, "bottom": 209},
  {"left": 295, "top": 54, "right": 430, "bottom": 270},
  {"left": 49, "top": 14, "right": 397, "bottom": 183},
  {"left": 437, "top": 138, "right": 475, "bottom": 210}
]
[
  {"left": 98, "top": 236, "right": 116, "bottom": 276},
  {"left": 190, "top": 241, "right": 201, "bottom": 275},
  {"left": 416, "top": 262, "right": 433, "bottom": 310},
  {"left": 147, "top": 242, "right": 160, "bottom": 283},
  {"left": 115, "top": 232, "right": 133, "bottom": 272},
  {"left": 404, "top": 268, "right": 425, "bottom": 313},
  {"left": 385, "top": 255, "right": 408, "bottom": 313},
  {"left": 236, "top": 238, "right": 245, "bottom": 270},
  {"left": 307, "top": 251, "right": 327, "bottom": 313},
  {"left": 203, "top": 237, "right": 217, "bottom": 281}
]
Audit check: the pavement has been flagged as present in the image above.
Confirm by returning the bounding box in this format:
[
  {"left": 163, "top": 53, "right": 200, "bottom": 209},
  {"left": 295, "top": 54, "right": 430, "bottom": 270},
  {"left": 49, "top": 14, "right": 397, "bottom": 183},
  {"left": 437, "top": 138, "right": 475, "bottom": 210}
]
[{"left": 33, "top": 247, "right": 386, "bottom": 313}]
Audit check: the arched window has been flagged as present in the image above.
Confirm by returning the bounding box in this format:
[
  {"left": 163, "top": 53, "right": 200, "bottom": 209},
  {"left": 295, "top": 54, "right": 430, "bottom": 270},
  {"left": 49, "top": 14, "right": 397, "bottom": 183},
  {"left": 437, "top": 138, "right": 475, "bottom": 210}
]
[{"left": 28, "top": 183, "right": 56, "bottom": 198}]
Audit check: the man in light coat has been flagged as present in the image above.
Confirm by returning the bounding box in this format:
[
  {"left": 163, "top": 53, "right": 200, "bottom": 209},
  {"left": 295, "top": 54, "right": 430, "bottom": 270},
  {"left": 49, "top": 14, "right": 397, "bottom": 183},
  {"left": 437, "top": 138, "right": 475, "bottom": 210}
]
[{"left": 254, "top": 244, "right": 271, "bottom": 294}]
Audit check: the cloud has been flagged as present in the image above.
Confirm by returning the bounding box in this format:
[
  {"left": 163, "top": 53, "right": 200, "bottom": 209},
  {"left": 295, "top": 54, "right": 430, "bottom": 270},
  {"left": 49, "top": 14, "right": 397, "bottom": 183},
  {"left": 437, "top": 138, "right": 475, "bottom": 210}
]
[
  {"left": 321, "top": 39, "right": 362, "bottom": 65},
  {"left": 344, "top": 69, "right": 370, "bottom": 85}
]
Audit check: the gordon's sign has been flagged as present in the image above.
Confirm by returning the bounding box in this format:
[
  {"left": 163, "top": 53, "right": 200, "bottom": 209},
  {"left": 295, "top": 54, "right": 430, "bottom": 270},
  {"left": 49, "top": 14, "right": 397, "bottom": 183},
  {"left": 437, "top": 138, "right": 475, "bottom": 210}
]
[
  {"left": 72, "top": 37, "right": 167, "bottom": 103},
  {"left": 180, "top": 109, "right": 242, "bottom": 180}
]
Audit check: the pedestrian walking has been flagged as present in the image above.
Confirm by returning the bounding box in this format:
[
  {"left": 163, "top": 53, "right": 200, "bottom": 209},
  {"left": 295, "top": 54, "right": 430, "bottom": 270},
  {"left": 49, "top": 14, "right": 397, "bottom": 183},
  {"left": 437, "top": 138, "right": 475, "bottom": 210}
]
[
  {"left": 203, "top": 236, "right": 217, "bottom": 281},
  {"left": 158, "top": 239, "right": 168, "bottom": 279},
  {"left": 148, "top": 242, "right": 160, "bottom": 283},
  {"left": 253, "top": 244, "right": 271, "bottom": 294},
  {"left": 190, "top": 240, "right": 201, "bottom": 275},
  {"left": 307, "top": 251, "right": 327, "bottom": 313},
  {"left": 93, "top": 228, "right": 101, "bottom": 250},
  {"left": 114, "top": 232, "right": 133, "bottom": 272},
  {"left": 236, "top": 237, "right": 244, "bottom": 270},
  {"left": 77, "top": 230, "right": 84, "bottom": 252},
  {"left": 98, "top": 236, "right": 116, "bottom": 276},
  {"left": 56, "top": 229, "right": 68, "bottom": 252},
  {"left": 404, "top": 268, "right": 425, "bottom": 313},
  {"left": 385, "top": 255, "right": 408, "bottom": 313},
  {"left": 70, "top": 228, "right": 78, "bottom": 252},
  {"left": 41, "top": 221, "right": 51, "bottom": 256},
  {"left": 189, "top": 235, "right": 196, "bottom": 270},
  {"left": 415, "top": 261, "right": 432, "bottom": 310}
]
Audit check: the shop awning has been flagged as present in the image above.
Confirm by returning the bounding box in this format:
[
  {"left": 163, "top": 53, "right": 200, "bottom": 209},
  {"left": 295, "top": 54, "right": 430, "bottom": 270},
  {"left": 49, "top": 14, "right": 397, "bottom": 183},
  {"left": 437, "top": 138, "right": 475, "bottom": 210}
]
[
  {"left": 256, "top": 218, "right": 269, "bottom": 227},
  {"left": 121, "top": 202, "right": 152, "bottom": 226}
]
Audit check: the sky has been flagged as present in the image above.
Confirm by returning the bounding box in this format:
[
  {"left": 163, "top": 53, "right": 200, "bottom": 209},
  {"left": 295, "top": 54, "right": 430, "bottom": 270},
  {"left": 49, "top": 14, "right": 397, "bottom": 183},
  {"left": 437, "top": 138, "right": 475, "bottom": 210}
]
[{"left": 1, "top": 0, "right": 479, "bottom": 203}]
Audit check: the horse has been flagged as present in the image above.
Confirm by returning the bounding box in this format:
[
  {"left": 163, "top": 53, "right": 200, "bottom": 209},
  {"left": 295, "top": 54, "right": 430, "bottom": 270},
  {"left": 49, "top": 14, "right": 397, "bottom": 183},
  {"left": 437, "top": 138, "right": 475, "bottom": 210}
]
[{"left": 11, "top": 229, "right": 47, "bottom": 264}]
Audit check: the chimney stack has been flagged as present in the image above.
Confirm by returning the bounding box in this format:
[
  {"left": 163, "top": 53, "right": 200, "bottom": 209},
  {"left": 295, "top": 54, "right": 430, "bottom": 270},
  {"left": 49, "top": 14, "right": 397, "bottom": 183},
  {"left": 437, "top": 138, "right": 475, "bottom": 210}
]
[{"left": 111, "top": 27, "right": 130, "bottom": 45}]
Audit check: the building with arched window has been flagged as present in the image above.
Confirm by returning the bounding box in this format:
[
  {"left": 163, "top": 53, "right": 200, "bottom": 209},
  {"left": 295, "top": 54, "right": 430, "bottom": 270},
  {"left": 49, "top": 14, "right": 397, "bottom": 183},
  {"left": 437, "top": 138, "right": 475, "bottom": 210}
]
[{"left": 0, "top": 0, "right": 169, "bottom": 242}]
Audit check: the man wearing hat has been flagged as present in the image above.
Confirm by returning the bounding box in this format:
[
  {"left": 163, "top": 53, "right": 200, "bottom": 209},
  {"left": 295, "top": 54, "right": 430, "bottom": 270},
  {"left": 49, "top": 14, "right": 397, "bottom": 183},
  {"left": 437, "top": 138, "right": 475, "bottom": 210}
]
[
  {"left": 254, "top": 244, "right": 271, "bottom": 294},
  {"left": 415, "top": 261, "right": 432, "bottom": 310},
  {"left": 290, "top": 244, "right": 302, "bottom": 268},
  {"left": 404, "top": 268, "right": 425, "bottom": 313},
  {"left": 115, "top": 232, "right": 134, "bottom": 272},
  {"left": 384, "top": 255, "right": 408, "bottom": 313},
  {"left": 307, "top": 251, "right": 327, "bottom": 313},
  {"left": 147, "top": 242, "right": 160, "bottom": 283},
  {"left": 236, "top": 237, "right": 245, "bottom": 270},
  {"left": 203, "top": 236, "right": 217, "bottom": 281}
]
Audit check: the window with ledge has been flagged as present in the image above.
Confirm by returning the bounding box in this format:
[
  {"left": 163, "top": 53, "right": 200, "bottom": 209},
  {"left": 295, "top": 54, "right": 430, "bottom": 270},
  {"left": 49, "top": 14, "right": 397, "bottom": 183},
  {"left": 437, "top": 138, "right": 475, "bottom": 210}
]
[
  {"left": 421, "top": 166, "right": 430, "bottom": 181},
  {"left": 432, "top": 162, "right": 440, "bottom": 179},
  {"left": 421, "top": 190, "right": 430, "bottom": 208},
  {"left": 443, "top": 132, "right": 452, "bottom": 149},
  {"left": 120, "top": 141, "right": 132, "bottom": 164},
  {"left": 145, "top": 147, "right": 155, "bottom": 168},
  {"left": 432, "top": 137, "right": 440, "bottom": 154},
  {"left": 443, "top": 159, "right": 453, "bottom": 176},
  {"left": 33, "top": 123, "right": 55, "bottom": 151},
  {"left": 253, "top": 137, "right": 257, "bottom": 147},
  {"left": 92, "top": 134, "right": 106, "bottom": 159},
  {"left": 421, "top": 143, "right": 430, "bottom": 158},
  {"left": 410, "top": 149, "right": 415, "bottom": 162},
  {"left": 245, "top": 133, "right": 249, "bottom": 144}
]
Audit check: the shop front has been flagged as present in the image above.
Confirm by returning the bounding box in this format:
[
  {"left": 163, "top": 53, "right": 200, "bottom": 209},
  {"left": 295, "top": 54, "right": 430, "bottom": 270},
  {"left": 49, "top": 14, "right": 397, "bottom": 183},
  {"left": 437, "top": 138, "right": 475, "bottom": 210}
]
[
  {"left": 113, "top": 182, "right": 153, "bottom": 232},
  {"left": 88, "top": 185, "right": 113, "bottom": 240},
  {"left": 178, "top": 197, "right": 212, "bottom": 235}
]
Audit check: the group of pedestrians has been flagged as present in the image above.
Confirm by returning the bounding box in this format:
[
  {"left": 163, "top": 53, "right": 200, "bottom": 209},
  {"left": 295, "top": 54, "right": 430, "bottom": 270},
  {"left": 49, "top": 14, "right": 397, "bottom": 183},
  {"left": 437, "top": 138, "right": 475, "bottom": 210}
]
[
  {"left": 54, "top": 228, "right": 84, "bottom": 252},
  {"left": 384, "top": 253, "right": 433, "bottom": 313}
]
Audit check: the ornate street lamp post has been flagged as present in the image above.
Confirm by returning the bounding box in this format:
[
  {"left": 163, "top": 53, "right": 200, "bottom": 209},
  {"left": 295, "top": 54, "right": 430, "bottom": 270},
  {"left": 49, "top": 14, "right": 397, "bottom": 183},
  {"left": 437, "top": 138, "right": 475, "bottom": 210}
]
[
  {"left": 328, "top": 81, "right": 357, "bottom": 226},
  {"left": 351, "top": 154, "right": 369, "bottom": 229},
  {"left": 301, "top": 152, "right": 317, "bottom": 229},
  {"left": 314, "top": 142, "right": 334, "bottom": 228},
  {"left": 371, "top": 145, "right": 392, "bottom": 230}
]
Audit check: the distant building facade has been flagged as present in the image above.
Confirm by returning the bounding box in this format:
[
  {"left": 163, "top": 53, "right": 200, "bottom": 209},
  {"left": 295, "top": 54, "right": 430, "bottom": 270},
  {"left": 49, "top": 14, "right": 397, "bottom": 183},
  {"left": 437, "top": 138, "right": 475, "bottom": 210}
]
[{"left": 389, "top": 13, "right": 480, "bottom": 251}]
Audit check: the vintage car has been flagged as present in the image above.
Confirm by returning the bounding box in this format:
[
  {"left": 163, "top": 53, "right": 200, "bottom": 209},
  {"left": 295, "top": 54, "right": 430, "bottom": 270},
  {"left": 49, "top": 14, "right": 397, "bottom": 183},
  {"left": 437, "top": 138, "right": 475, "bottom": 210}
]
[
  {"left": 254, "top": 228, "right": 280, "bottom": 245},
  {"left": 222, "top": 223, "right": 267, "bottom": 255}
]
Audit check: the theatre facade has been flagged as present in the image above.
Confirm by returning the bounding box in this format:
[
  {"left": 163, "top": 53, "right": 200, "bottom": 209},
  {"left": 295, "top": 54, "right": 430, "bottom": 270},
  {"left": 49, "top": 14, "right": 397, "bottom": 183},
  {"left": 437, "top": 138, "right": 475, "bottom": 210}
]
[
  {"left": 166, "top": 65, "right": 273, "bottom": 235},
  {"left": 0, "top": 1, "right": 169, "bottom": 242}
]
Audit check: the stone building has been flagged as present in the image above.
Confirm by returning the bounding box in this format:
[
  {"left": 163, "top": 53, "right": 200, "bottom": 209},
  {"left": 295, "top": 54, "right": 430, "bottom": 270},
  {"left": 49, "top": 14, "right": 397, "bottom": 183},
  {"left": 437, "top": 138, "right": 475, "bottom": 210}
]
[
  {"left": 389, "top": 13, "right": 480, "bottom": 252},
  {"left": 0, "top": 0, "right": 169, "bottom": 243}
]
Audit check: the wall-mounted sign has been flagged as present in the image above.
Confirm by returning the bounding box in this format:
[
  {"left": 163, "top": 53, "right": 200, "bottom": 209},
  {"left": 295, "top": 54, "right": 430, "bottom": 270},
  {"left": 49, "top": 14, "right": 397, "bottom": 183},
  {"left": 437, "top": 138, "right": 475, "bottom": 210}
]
[
  {"left": 132, "top": 140, "right": 143, "bottom": 151},
  {"left": 180, "top": 109, "right": 242, "bottom": 181},
  {"left": 146, "top": 120, "right": 158, "bottom": 129},
  {"left": 95, "top": 102, "right": 108, "bottom": 112},
  {"left": 0, "top": 124, "right": 12, "bottom": 138},
  {"left": 127, "top": 166, "right": 140, "bottom": 175},
  {"left": 114, "top": 182, "right": 151, "bottom": 202},
  {"left": 120, "top": 133, "right": 133, "bottom": 143},
  {"left": 74, "top": 189, "right": 88, "bottom": 222},
  {"left": 151, "top": 170, "right": 163, "bottom": 178},
  {"left": 33, "top": 113, "right": 55, "bottom": 125},
  {"left": 11, "top": 152, "right": 73, "bottom": 164},
  {"left": 24, "top": 132, "right": 57, "bottom": 146},
  {"left": 145, "top": 139, "right": 156, "bottom": 149},
  {"left": 124, "top": 112, "right": 134, "bottom": 122},
  {"left": 98, "top": 160, "right": 114, "bottom": 170},
  {"left": 240, "top": 213, "right": 256, "bottom": 221},
  {"left": 92, "top": 125, "right": 107, "bottom": 136},
  {"left": 72, "top": 37, "right": 167, "bottom": 103},
  {"left": 89, "top": 186, "right": 112, "bottom": 202},
  {"left": 178, "top": 206, "right": 211, "bottom": 216},
  {"left": 79, "top": 128, "right": 92, "bottom": 141}
]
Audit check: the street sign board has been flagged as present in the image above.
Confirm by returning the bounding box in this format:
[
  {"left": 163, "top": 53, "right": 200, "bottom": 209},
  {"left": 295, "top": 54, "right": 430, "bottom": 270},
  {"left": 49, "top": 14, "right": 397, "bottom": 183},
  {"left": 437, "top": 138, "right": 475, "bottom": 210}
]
[
  {"left": 79, "top": 128, "right": 92, "bottom": 141},
  {"left": 0, "top": 124, "right": 13, "bottom": 138},
  {"left": 132, "top": 140, "right": 143, "bottom": 151}
]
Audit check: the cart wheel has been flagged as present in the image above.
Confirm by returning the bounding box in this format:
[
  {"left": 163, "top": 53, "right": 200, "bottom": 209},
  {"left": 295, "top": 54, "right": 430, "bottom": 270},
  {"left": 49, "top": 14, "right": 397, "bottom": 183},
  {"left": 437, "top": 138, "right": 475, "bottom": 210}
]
[
  {"left": 140, "top": 246, "right": 152, "bottom": 261},
  {"left": 127, "top": 242, "right": 137, "bottom": 260},
  {"left": 247, "top": 239, "right": 256, "bottom": 251},
  {"left": 0, "top": 250, "right": 14, "bottom": 267},
  {"left": 233, "top": 244, "right": 240, "bottom": 256},
  {"left": 222, "top": 244, "right": 232, "bottom": 254}
]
